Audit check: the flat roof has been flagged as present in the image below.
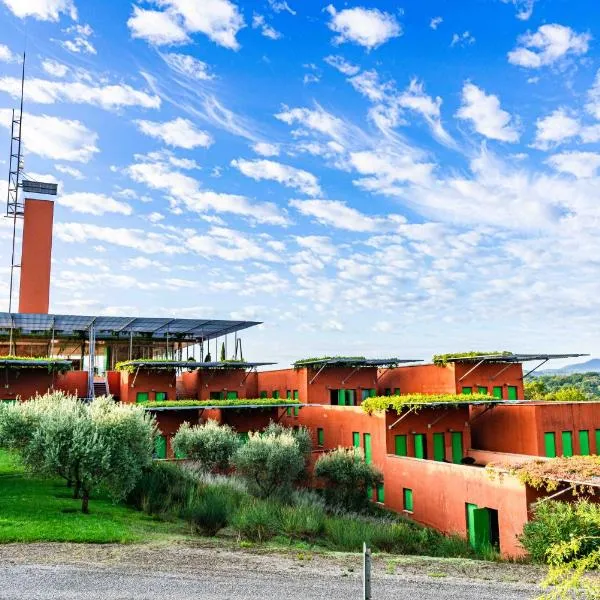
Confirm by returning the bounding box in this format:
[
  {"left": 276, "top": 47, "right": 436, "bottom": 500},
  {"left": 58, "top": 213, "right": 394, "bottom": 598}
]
[
  {"left": 0, "top": 313, "right": 260, "bottom": 343},
  {"left": 441, "top": 353, "right": 589, "bottom": 363},
  {"left": 293, "top": 357, "right": 423, "bottom": 368},
  {"left": 143, "top": 402, "right": 299, "bottom": 411},
  {"left": 0, "top": 357, "right": 73, "bottom": 368},
  {"left": 118, "top": 360, "right": 276, "bottom": 370}
]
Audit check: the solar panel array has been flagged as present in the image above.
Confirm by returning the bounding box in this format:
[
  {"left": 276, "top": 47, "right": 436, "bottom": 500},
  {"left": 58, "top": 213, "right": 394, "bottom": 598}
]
[
  {"left": 442, "top": 353, "right": 589, "bottom": 363},
  {"left": 0, "top": 313, "right": 260, "bottom": 342}
]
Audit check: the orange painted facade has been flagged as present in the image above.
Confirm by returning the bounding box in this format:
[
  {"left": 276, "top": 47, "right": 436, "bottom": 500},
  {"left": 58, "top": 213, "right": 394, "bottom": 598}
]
[
  {"left": 18, "top": 199, "right": 54, "bottom": 314},
  {"left": 119, "top": 369, "right": 177, "bottom": 404}
]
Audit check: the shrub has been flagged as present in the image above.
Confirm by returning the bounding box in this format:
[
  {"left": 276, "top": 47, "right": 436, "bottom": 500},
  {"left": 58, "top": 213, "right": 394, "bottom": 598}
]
[
  {"left": 231, "top": 499, "right": 281, "bottom": 542},
  {"left": 521, "top": 500, "right": 600, "bottom": 563},
  {"left": 233, "top": 431, "right": 305, "bottom": 498},
  {"left": 184, "top": 486, "right": 232, "bottom": 536},
  {"left": 172, "top": 420, "right": 240, "bottom": 472},
  {"left": 279, "top": 503, "right": 325, "bottom": 541},
  {"left": 262, "top": 422, "right": 312, "bottom": 460},
  {"left": 314, "top": 447, "right": 383, "bottom": 512}
]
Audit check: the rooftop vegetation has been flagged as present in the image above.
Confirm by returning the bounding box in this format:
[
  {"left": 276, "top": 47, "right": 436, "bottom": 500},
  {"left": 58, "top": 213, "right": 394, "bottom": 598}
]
[
  {"left": 489, "top": 456, "right": 600, "bottom": 493},
  {"left": 293, "top": 356, "right": 366, "bottom": 368},
  {"left": 432, "top": 351, "right": 513, "bottom": 366},
  {"left": 361, "top": 393, "right": 496, "bottom": 414},
  {"left": 0, "top": 355, "right": 72, "bottom": 374},
  {"left": 115, "top": 358, "right": 246, "bottom": 374},
  {"left": 139, "top": 398, "right": 302, "bottom": 409}
]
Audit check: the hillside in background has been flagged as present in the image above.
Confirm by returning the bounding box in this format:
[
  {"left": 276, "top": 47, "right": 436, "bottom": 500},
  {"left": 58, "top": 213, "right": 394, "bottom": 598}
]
[
  {"left": 538, "top": 359, "right": 600, "bottom": 374},
  {"left": 528, "top": 372, "right": 600, "bottom": 398}
]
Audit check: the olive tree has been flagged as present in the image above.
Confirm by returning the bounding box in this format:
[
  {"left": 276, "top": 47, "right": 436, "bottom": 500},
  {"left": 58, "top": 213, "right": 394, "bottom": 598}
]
[
  {"left": 233, "top": 430, "right": 305, "bottom": 498},
  {"left": 314, "top": 447, "right": 383, "bottom": 512},
  {"left": 172, "top": 420, "right": 240, "bottom": 472}
]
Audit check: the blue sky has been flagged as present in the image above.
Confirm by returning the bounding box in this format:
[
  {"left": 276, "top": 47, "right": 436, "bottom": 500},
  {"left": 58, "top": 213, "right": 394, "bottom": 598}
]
[{"left": 0, "top": 0, "right": 599, "bottom": 366}]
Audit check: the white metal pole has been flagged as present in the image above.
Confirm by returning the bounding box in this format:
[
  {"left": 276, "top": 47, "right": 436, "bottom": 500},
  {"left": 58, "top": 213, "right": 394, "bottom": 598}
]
[{"left": 363, "top": 542, "right": 371, "bottom": 600}]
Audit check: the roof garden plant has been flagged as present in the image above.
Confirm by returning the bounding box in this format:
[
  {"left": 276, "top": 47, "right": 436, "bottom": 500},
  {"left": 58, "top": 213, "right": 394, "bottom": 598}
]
[
  {"left": 115, "top": 358, "right": 249, "bottom": 374},
  {"left": 139, "top": 397, "right": 301, "bottom": 409},
  {"left": 361, "top": 393, "right": 496, "bottom": 414},
  {"left": 432, "top": 351, "right": 513, "bottom": 366},
  {"left": 0, "top": 355, "right": 72, "bottom": 374},
  {"left": 293, "top": 356, "right": 366, "bottom": 368}
]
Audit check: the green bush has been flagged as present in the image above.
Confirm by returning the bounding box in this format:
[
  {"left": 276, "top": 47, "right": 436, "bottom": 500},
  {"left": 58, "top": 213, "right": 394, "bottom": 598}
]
[
  {"left": 314, "top": 447, "right": 383, "bottom": 512},
  {"left": 172, "top": 420, "right": 240, "bottom": 472},
  {"left": 127, "top": 461, "right": 197, "bottom": 516},
  {"left": 231, "top": 499, "right": 281, "bottom": 542},
  {"left": 262, "top": 422, "right": 312, "bottom": 460},
  {"left": 184, "top": 486, "right": 233, "bottom": 536},
  {"left": 521, "top": 500, "right": 600, "bottom": 563},
  {"left": 279, "top": 503, "right": 325, "bottom": 541},
  {"left": 233, "top": 431, "right": 305, "bottom": 498}
]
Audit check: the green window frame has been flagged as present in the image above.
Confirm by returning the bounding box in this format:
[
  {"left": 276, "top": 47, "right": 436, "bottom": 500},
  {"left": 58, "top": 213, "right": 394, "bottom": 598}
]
[
  {"left": 433, "top": 432, "right": 445, "bottom": 461},
  {"left": 544, "top": 432, "right": 557, "bottom": 458},
  {"left": 394, "top": 388, "right": 400, "bottom": 395},
  {"left": 596, "top": 430, "right": 600, "bottom": 455},
  {"left": 451, "top": 432, "right": 463, "bottom": 464},
  {"left": 293, "top": 390, "right": 299, "bottom": 400},
  {"left": 259, "top": 391, "right": 268, "bottom": 399},
  {"left": 579, "top": 430, "right": 590, "bottom": 456},
  {"left": 492, "top": 386, "right": 503, "bottom": 399},
  {"left": 562, "top": 431, "right": 574, "bottom": 457},
  {"left": 154, "top": 391, "right": 167, "bottom": 401},
  {"left": 414, "top": 433, "right": 427, "bottom": 459},
  {"left": 507, "top": 386, "right": 518, "bottom": 401},
  {"left": 394, "top": 434, "right": 408, "bottom": 456},
  {"left": 338, "top": 389, "right": 346, "bottom": 406},
  {"left": 376, "top": 483, "right": 384, "bottom": 503},
  {"left": 136, "top": 392, "right": 149, "bottom": 403},
  {"left": 286, "top": 390, "right": 292, "bottom": 399},
  {"left": 226, "top": 391, "right": 238, "bottom": 400},
  {"left": 403, "top": 488, "right": 413, "bottom": 512},
  {"left": 352, "top": 432, "right": 360, "bottom": 448},
  {"left": 317, "top": 428, "right": 324, "bottom": 446},
  {"left": 154, "top": 434, "right": 167, "bottom": 459},
  {"left": 272, "top": 390, "right": 280, "bottom": 399},
  {"left": 346, "top": 389, "right": 356, "bottom": 406},
  {"left": 462, "top": 387, "right": 472, "bottom": 395},
  {"left": 363, "top": 433, "right": 372, "bottom": 464},
  {"left": 477, "top": 386, "right": 488, "bottom": 395}
]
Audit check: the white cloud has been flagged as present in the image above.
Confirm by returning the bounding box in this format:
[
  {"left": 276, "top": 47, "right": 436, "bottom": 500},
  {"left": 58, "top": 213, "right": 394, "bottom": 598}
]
[
  {"left": 188, "top": 227, "right": 282, "bottom": 262},
  {"left": 456, "top": 82, "right": 520, "bottom": 142},
  {"left": 127, "top": 6, "right": 189, "bottom": 45},
  {"left": 268, "top": 0, "right": 295, "bottom": 14},
  {"left": 61, "top": 23, "right": 96, "bottom": 54},
  {"left": 533, "top": 108, "right": 580, "bottom": 149},
  {"left": 451, "top": 31, "right": 475, "bottom": 47},
  {"left": 585, "top": 69, "right": 600, "bottom": 120},
  {"left": 547, "top": 151, "right": 600, "bottom": 178},
  {"left": 252, "top": 13, "right": 281, "bottom": 40},
  {"left": 147, "top": 212, "right": 165, "bottom": 223},
  {"left": 1, "top": 0, "right": 77, "bottom": 21},
  {"left": 252, "top": 142, "right": 280, "bottom": 157},
  {"left": 135, "top": 117, "right": 213, "bottom": 149},
  {"left": 232, "top": 158, "right": 321, "bottom": 196},
  {"left": 162, "top": 52, "right": 213, "bottom": 81},
  {"left": 0, "top": 44, "right": 16, "bottom": 62},
  {"left": 59, "top": 192, "right": 132, "bottom": 216},
  {"left": 41, "top": 59, "right": 68, "bottom": 77},
  {"left": 55, "top": 164, "right": 84, "bottom": 179},
  {"left": 508, "top": 24, "right": 590, "bottom": 68},
  {"left": 127, "top": 159, "right": 289, "bottom": 225},
  {"left": 324, "top": 54, "right": 360, "bottom": 76},
  {"left": 430, "top": 16, "right": 443, "bottom": 30},
  {"left": 55, "top": 223, "right": 182, "bottom": 255},
  {"left": 128, "top": 0, "right": 245, "bottom": 50},
  {"left": 501, "top": 0, "right": 537, "bottom": 20},
  {"left": 0, "top": 110, "right": 98, "bottom": 162},
  {"left": 0, "top": 76, "right": 160, "bottom": 111},
  {"left": 325, "top": 5, "right": 401, "bottom": 50},
  {"left": 290, "top": 199, "right": 384, "bottom": 232},
  {"left": 275, "top": 105, "right": 347, "bottom": 142}
]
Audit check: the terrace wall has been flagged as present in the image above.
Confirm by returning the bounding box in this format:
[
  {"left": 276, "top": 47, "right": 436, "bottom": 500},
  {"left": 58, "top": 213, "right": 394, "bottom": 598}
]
[
  {"left": 56, "top": 370, "right": 88, "bottom": 398},
  {"left": 106, "top": 371, "right": 120, "bottom": 398},
  {"left": 454, "top": 362, "right": 524, "bottom": 398},
  {"left": 256, "top": 368, "right": 304, "bottom": 401},
  {"left": 0, "top": 368, "right": 56, "bottom": 401},
  {"left": 119, "top": 370, "right": 176, "bottom": 404},
  {"left": 378, "top": 364, "right": 456, "bottom": 395},
  {"left": 196, "top": 369, "right": 258, "bottom": 400}
]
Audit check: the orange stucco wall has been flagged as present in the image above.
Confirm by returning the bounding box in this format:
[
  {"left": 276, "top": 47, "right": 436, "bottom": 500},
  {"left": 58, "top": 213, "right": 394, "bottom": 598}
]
[
  {"left": 119, "top": 370, "right": 176, "bottom": 404},
  {"left": 454, "top": 362, "right": 525, "bottom": 398},
  {"left": 472, "top": 402, "right": 600, "bottom": 456},
  {"left": 56, "top": 370, "right": 88, "bottom": 398},
  {"left": 378, "top": 364, "right": 457, "bottom": 394},
  {"left": 0, "top": 368, "right": 56, "bottom": 400},
  {"left": 196, "top": 369, "right": 258, "bottom": 400},
  {"left": 106, "top": 371, "right": 120, "bottom": 398},
  {"left": 19, "top": 198, "right": 54, "bottom": 314},
  {"left": 256, "top": 368, "right": 304, "bottom": 400}
]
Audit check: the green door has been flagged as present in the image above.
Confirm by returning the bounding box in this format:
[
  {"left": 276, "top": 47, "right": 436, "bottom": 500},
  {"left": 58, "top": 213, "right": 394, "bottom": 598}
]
[
  {"left": 544, "top": 432, "right": 557, "bottom": 458},
  {"left": 414, "top": 434, "right": 426, "bottom": 459},
  {"left": 492, "top": 386, "right": 503, "bottom": 399},
  {"left": 338, "top": 389, "right": 346, "bottom": 406},
  {"left": 507, "top": 386, "right": 518, "bottom": 401},
  {"left": 272, "top": 390, "right": 280, "bottom": 399},
  {"left": 395, "top": 434, "right": 408, "bottom": 456},
  {"left": 226, "top": 391, "right": 238, "bottom": 400},
  {"left": 369, "top": 388, "right": 376, "bottom": 397},
  {"left": 403, "top": 488, "right": 413, "bottom": 511},
  {"left": 462, "top": 387, "right": 472, "bottom": 395},
  {"left": 451, "top": 432, "right": 463, "bottom": 464},
  {"left": 352, "top": 432, "right": 360, "bottom": 448},
  {"left": 293, "top": 390, "right": 299, "bottom": 401},
  {"left": 346, "top": 389, "right": 356, "bottom": 406},
  {"left": 478, "top": 386, "right": 488, "bottom": 395},
  {"left": 154, "top": 435, "right": 167, "bottom": 459},
  {"left": 363, "top": 433, "right": 372, "bottom": 464},
  {"left": 433, "top": 433, "right": 445, "bottom": 461},
  {"left": 579, "top": 430, "right": 590, "bottom": 455},
  {"left": 596, "top": 430, "right": 600, "bottom": 455},
  {"left": 260, "top": 391, "right": 268, "bottom": 398},
  {"left": 562, "top": 431, "right": 574, "bottom": 457},
  {"left": 317, "top": 428, "right": 324, "bottom": 446},
  {"left": 376, "top": 483, "right": 384, "bottom": 503},
  {"left": 136, "top": 392, "right": 149, "bottom": 403},
  {"left": 466, "top": 504, "right": 491, "bottom": 550}
]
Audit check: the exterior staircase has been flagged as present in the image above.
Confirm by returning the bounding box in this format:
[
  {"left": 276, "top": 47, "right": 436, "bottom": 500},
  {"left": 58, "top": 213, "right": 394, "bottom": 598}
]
[{"left": 93, "top": 378, "right": 110, "bottom": 398}]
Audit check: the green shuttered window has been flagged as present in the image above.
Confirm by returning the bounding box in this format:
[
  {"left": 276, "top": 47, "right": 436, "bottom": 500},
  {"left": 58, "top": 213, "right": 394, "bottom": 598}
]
[
  {"left": 492, "top": 386, "right": 503, "bottom": 399},
  {"left": 317, "top": 428, "right": 324, "bottom": 446},
  {"left": 272, "top": 390, "right": 280, "bottom": 399},
  {"left": 562, "top": 431, "right": 574, "bottom": 457},
  {"left": 352, "top": 432, "right": 360, "bottom": 448},
  {"left": 507, "top": 386, "right": 518, "bottom": 401},
  {"left": 579, "top": 430, "right": 590, "bottom": 456},
  {"left": 154, "top": 435, "right": 166, "bottom": 459},
  {"left": 596, "top": 430, "right": 600, "bottom": 455},
  {"left": 363, "top": 433, "right": 372, "bottom": 464},
  {"left": 259, "top": 391, "right": 268, "bottom": 399},
  {"left": 544, "top": 432, "right": 557, "bottom": 458},
  {"left": 155, "top": 392, "right": 167, "bottom": 401},
  {"left": 433, "top": 432, "right": 445, "bottom": 461},
  {"left": 136, "top": 392, "right": 149, "bottom": 403},
  {"left": 477, "top": 386, "right": 488, "bottom": 395},
  {"left": 451, "top": 432, "right": 463, "bottom": 464},
  {"left": 394, "top": 434, "right": 408, "bottom": 456},
  {"left": 403, "top": 488, "right": 413, "bottom": 512},
  {"left": 376, "top": 483, "right": 384, "bottom": 503},
  {"left": 414, "top": 434, "right": 426, "bottom": 459},
  {"left": 462, "top": 387, "right": 472, "bottom": 395}
]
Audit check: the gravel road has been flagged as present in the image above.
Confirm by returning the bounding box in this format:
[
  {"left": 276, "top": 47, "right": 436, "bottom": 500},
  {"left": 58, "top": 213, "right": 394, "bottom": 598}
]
[{"left": 0, "top": 543, "right": 541, "bottom": 600}]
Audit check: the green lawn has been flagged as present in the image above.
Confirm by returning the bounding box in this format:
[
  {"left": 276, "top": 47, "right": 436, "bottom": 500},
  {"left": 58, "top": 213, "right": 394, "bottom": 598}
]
[{"left": 0, "top": 450, "right": 189, "bottom": 543}]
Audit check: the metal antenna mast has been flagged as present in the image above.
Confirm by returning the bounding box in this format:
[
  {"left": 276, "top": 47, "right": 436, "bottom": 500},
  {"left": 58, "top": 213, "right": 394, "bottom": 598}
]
[{"left": 6, "top": 52, "right": 26, "bottom": 313}]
